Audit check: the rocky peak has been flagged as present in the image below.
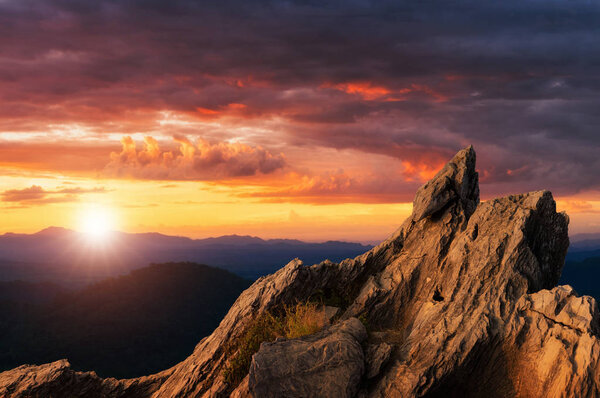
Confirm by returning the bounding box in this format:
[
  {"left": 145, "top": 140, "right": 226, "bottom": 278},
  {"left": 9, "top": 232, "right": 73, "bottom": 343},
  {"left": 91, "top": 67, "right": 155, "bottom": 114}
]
[
  {"left": 412, "top": 145, "right": 479, "bottom": 222},
  {"left": 2, "top": 146, "right": 598, "bottom": 398}
]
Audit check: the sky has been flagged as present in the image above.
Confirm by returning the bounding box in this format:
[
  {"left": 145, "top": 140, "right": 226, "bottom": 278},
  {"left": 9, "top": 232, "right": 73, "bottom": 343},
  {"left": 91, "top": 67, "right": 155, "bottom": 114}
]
[{"left": 1, "top": 0, "right": 600, "bottom": 243}]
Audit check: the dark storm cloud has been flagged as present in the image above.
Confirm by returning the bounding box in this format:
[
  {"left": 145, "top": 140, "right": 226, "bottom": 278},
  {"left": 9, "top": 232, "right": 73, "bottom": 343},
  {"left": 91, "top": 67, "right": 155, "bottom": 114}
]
[{"left": 1, "top": 0, "right": 600, "bottom": 196}]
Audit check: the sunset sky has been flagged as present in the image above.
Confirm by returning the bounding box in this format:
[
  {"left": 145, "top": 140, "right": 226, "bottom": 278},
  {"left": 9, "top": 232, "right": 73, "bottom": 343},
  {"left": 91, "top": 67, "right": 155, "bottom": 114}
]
[{"left": 1, "top": 0, "right": 600, "bottom": 243}]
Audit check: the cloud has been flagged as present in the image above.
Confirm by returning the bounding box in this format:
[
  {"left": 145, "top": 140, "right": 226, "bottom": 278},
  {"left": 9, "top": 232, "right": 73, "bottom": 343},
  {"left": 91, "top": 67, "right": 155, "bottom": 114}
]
[
  {"left": 320, "top": 81, "right": 447, "bottom": 103},
  {"left": 104, "top": 135, "right": 286, "bottom": 181},
  {"left": 0, "top": 0, "right": 600, "bottom": 201},
  {"left": 240, "top": 168, "right": 428, "bottom": 204},
  {"left": 1, "top": 185, "right": 107, "bottom": 205},
  {"left": 557, "top": 200, "right": 600, "bottom": 215},
  {"left": 0, "top": 141, "right": 116, "bottom": 174},
  {"left": 321, "top": 82, "right": 393, "bottom": 101},
  {"left": 1, "top": 185, "right": 46, "bottom": 202}
]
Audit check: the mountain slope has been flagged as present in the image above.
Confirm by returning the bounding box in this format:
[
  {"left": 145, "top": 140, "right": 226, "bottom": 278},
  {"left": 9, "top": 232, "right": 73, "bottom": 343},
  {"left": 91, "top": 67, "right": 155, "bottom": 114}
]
[
  {"left": 0, "top": 263, "right": 250, "bottom": 378},
  {"left": 2, "top": 146, "right": 599, "bottom": 397},
  {"left": 0, "top": 280, "right": 68, "bottom": 304}
]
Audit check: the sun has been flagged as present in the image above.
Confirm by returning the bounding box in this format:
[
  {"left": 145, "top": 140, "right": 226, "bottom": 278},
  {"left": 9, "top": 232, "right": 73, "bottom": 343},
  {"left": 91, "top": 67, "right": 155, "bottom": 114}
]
[{"left": 79, "top": 206, "right": 116, "bottom": 242}]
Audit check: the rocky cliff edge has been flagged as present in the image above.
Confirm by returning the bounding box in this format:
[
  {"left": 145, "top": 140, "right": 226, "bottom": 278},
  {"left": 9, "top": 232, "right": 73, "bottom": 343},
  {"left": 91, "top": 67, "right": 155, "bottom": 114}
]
[{"left": 3, "top": 146, "right": 598, "bottom": 398}]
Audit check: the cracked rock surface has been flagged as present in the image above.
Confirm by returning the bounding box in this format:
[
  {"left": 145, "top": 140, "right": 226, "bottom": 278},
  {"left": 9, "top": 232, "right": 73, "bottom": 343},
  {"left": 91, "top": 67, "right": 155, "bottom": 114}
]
[
  {"left": 248, "top": 318, "right": 366, "bottom": 398},
  {"left": 2, "top": 146, "right": 598, "bottom": 397}
]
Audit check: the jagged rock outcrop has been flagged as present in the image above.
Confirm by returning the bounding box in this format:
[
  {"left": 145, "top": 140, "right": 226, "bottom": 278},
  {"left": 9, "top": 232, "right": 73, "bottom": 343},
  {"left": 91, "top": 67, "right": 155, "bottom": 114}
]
[
  {"left": 0, "top": 359, "right": 169, "bottom": 398},
  {"left": 501, "top": 286, "right": 600, "bottom": 397},
  {"left": 2, "top": 145, "right": 598, "bottom": 397}
]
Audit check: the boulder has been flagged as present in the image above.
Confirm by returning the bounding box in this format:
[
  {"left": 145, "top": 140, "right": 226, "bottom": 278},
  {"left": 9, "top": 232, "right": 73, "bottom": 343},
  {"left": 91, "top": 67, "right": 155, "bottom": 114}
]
[{"left": 248, "top": 318, "right": 367, "bottom": 398}]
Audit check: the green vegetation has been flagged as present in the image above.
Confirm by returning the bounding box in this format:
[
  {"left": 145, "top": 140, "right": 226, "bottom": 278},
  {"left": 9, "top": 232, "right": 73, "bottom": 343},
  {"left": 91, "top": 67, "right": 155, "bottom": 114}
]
[{"left": 222, "top": 301, "right": 328, "bottom": 387}]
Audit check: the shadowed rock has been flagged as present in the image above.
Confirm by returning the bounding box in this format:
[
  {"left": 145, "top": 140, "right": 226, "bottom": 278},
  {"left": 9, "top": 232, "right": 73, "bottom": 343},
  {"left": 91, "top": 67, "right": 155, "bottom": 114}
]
[
  {"left": 1, "top": 146, "right": 596, "bottom": 398},
  {"left": 365, "top": 343, "right": 392, "bottom": 379}
]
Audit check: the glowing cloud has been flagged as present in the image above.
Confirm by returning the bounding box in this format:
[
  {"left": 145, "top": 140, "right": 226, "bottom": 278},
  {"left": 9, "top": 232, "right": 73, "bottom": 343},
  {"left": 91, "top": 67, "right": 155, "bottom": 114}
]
[
  {"left": 1, "top": 185, "right": 107, "bottom": 206},
  {"left": 322, "top": 82, "right": 392, "bottom": 100},
  {"left": 104, "top": 136, "right": 286, "bottom": 181}
]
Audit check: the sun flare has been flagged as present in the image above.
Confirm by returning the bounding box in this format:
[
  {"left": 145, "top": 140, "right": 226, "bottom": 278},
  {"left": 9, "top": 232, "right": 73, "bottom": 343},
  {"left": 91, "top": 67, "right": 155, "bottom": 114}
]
[{"left": 79, "top": 206, "right": 116, "bottom": 242}]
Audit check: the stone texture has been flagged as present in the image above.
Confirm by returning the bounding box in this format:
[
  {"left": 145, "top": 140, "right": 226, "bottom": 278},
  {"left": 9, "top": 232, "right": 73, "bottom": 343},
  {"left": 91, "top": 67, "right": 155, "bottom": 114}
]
[
  {"left": 0, "top": 359, "right": 169, "bottom": 398},
  {"left": 1, "top": 145, "right": 597, "bottom": 398},
  {"left": 248, "top": 318, "right": 366, "bottom": 398},
  {"left": 499, "top": 286, "right": 600, "bottom": 397},
  {"left": 229, "top": 376, "right": 250, "bottom": 398},
  {"left": 412, "top": 146, "right": 479, "bottom": 222},
  {"left": 323, "top": 306, "right": 341, "bottom": 323},
  {"left": 365, "top": 343, "right": 392, "bottom": 379}
]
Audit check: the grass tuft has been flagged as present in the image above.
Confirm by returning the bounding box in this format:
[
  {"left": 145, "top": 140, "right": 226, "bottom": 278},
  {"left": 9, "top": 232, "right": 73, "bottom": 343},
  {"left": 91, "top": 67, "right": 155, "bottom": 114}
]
[
  {"left": 222, "top": 301, "right": 328, "bottom": 388},
  {"left": 222, "top": 311, "right": 283, "bottom": 387},
  {"left": 283, "top": 301, "right": 327, "bottom": 339}
]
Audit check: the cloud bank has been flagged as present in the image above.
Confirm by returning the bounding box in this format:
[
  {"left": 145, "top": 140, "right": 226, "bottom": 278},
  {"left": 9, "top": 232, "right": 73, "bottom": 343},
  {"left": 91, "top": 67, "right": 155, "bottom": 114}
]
[
  {"left": 0, "top": 0, "right": 599, "bottom": 201},
  {"left": 104, "top": 136, "right": 286, "bottom": 180}
]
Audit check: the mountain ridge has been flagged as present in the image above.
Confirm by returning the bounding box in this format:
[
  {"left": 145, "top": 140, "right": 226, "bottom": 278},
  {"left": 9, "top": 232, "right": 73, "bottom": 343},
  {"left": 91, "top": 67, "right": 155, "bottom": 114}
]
[
  {"left": 0, "top": 230, "right": 372, "bottom": 283},
  {"left": 2, "top": 146, "right": 599, "bottom": 397},
  {"left": 8, "top": 228, "right": 368, "bottom": 246}
]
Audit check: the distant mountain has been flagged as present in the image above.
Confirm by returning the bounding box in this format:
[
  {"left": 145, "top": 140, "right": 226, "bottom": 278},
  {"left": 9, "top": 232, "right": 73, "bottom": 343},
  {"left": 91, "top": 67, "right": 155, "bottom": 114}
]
[
  {"left": 560, "top": 256, "right": 600, "bottom": 300},
  {"left": 567, "top": 248, "right": 600, "bottom": 262},
  {"left": 0, "top": 280, "right": 69, "bottom": 304},
  {"left": 564, "top": 233, "right": 600, "bottom": 261},
  {"left": 0, "top": 262, "right": 250, "bottom": 378},
  {"left": 0, "top": 228, "right": 373, "bottom": 284},
  {"left": 560, "top": 234, "right": 600, "bottom": 299},
  {"left": 570, "top": 232, "right": 600, "bottom": 244}
]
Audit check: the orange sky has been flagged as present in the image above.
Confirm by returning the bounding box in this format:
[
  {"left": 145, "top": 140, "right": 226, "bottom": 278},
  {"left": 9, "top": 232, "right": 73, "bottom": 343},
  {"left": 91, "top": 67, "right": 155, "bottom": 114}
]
[
  {"left": 0, "top": 127, "right": 421, "bottom": 243},
  {"left": 1, "top": 121, "right": 600, "bottom": 243},
  {"left": 2, "top": 1, "right": 600, "bottom": 242}
]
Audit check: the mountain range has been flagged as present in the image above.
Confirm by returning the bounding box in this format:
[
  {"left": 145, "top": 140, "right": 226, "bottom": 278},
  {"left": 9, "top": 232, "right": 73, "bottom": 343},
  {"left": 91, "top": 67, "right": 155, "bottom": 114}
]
[{"left": 0, "top": 228, "right": 372, "bottom": 283}]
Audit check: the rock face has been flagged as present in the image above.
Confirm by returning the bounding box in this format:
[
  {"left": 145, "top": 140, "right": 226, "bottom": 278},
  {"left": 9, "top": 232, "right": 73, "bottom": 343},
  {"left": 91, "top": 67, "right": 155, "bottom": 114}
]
[
  {"left": 248, "top": 318, "right": 366, "bottom": 398},
  {"left": 0, "top": 359, "right": 168, "bottom": 398},
  {"left": 501, "top": 286, "right": 600, "bottom": 397},
  {"left": 364, "top": 343, "right": 392, "bottom": 380},
  {"left": 2, "top": 145, "right": 598, "bottom": 397}
]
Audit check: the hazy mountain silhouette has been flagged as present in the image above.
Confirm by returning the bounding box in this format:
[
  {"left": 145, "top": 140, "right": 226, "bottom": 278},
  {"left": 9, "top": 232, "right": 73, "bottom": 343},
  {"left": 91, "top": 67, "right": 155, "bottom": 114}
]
[
  {"left": 0, "top": 262, "right": 250, "bottom": 378},
  {"left": 565, "top": 234, "right": 600, "bottom": 261},
  {"left": 0, "top": 228, "right": 372, "bottom": 284},
  {"left": 556, "top": 234, "right": 600, "bottom": 299},
  {"left": 560, "top": 256, "right": 600, "bottom": 299}
]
